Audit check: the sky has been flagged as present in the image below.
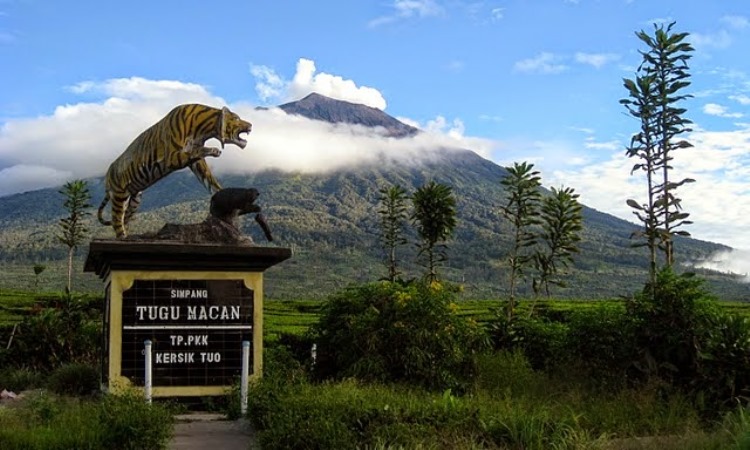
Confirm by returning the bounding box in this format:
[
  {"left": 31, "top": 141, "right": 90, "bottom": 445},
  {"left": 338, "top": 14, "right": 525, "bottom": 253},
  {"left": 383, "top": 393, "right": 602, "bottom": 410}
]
[{"left": 1, "top": 0, "right": 749, "bottom": 275}]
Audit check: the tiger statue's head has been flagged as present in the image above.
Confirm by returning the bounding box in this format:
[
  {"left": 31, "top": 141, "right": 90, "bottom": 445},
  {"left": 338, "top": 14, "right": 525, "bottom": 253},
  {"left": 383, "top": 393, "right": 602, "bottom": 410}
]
[{"left": 220, "top": 106, "right": 253, "bottom": 149}]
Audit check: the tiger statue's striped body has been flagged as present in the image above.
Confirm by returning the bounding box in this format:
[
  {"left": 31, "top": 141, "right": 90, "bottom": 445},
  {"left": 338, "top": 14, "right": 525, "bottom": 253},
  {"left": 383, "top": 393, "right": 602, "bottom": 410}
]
[{"left": 97, "top": 103, "right": 252, "bottom": 238}]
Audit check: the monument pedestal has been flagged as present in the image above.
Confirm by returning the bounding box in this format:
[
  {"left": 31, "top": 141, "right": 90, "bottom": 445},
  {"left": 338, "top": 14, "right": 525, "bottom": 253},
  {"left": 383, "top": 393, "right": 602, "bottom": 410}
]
[{"left": 85, "top": 239, "right": 291, "bottom": 397}]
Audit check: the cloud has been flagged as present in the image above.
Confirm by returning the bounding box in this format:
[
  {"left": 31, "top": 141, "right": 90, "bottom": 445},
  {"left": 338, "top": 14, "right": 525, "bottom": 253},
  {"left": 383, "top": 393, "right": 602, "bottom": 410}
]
[
  {"left": 703, "top": 102, "right": 743, "bottom": 118},
  {"left": 514, "top": 52, "right": 568, "bottom": 74},
  {"left": 583, "top": 139, "right": 621, "bottom": 151},
  {"left": 0, "top": 165, "right": 72, "bottom": 196},
  {"left": 644, "top": 17, "right": 674, "bottom": 26},
  {"left": 0, "top": 76, "right": 497, "bottom": 197},
  {"left": 250, "top": 58, "right": 387, "bottom": 110},
  {"left": 721, "top": 15, "right": 749, "bottom": 29},
  {"left": 536, "top": 127, "right": 750, "bottom": 250},
  {"left": 490, "top": 7, "right": 504, "bottom": 21},
  {"left": 691, "top": 30, "right": 732, "bottom": 50},
  {"left": 693, "top": 249, "right": 750, "bottom": 282},
  {"left": 369, "top": 0, "right": 444, "bottom": 27},
  {"left": 574, "top": 52, "right": 620, "bottom": 69},
  {"left": 729, "top": 94, "right": 750, "bottom": 105}
]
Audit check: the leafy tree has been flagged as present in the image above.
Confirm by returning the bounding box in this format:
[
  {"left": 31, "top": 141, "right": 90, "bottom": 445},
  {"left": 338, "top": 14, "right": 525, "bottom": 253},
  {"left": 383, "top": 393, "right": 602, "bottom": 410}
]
[
  {"left": 621, "top": 21, "right": 695, "bottom": 286},
  {"left": 533, "top": 186, "right": 583, "bottom": 297},
  {"left": 33, "top": 263, "right": 46, "bottom": 291},
  {"left": 500, "top": 162, "right": 541, "bottom": 318},
  {"left": 378, "top": 184, "right": 409, "bottom": 282},
  {"left": 411, "top": 181, "right": 457, "bottom": 283},
  {"left": 57, "top": 180, "right": 92, "bottom": 292}
]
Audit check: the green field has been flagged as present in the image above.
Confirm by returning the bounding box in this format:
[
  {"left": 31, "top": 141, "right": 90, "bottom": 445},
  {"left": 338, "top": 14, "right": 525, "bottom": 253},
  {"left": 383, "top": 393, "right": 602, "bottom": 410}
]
[{"left": 3, "top": 290, "right": 750, "bottom": 337}]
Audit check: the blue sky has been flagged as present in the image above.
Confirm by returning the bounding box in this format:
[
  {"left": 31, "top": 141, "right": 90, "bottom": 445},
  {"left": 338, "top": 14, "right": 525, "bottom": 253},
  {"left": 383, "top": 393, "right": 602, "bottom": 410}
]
[{"left": 1, "top": 0, "right": 750, "bottom": 270}]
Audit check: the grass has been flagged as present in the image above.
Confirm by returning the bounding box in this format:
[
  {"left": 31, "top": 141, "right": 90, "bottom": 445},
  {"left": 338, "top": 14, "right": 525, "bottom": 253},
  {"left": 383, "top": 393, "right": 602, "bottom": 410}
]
[
  {"left": 0, "top": 390, "right": 174, "bottom": 450},
  {"left": 249, "top": 350, "right": 750, "bottom": 449}
]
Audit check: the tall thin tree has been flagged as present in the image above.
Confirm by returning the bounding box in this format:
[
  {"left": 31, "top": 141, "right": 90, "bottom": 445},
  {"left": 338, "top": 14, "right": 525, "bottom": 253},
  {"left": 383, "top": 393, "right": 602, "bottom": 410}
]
[
  {"left": 636, "top": 22, "right": 695, "bottom": 267},
  {"left": 533, "top": 186, "right": 583, "bottom": 298},
  {"left": 500, "top": 162, "right": 541, "bottom": 319},
  {"left": 378, "top": 184, "right": 409, "bottom": 282},
  {"left": 621, "top": 21, "right": 695, "bottom": 287},
  {"left": 411, "top": 181, "right": 457, "bottom": 283},
  {"left": 57, "top": 180, "right": 91, "bottom": 292}
]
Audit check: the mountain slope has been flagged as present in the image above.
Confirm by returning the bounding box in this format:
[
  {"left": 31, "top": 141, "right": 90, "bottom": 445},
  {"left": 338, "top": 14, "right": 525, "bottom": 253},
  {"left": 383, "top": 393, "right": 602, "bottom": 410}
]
[{"left": 0, "top": 94, "right": 741, "bottom": 299}]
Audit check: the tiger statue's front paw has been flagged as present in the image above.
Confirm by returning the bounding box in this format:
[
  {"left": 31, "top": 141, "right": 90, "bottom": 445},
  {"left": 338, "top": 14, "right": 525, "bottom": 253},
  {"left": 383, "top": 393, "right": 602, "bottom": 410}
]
[{"left": 204, "top": 146, "right": 222, "bottom": 158}]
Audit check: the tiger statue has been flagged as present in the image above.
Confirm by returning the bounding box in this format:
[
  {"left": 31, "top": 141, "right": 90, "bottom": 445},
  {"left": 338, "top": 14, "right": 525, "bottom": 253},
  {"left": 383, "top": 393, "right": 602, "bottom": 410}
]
[{"left": 97, "top": 103, "right": 252, "bottom": 238}]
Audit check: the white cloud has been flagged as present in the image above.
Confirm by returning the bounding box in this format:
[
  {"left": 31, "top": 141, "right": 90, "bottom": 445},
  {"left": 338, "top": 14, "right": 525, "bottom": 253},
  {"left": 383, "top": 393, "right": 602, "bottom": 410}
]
[
  {"left": 369, "top": 0, "right": 444, "bottom": 27},
  {"left": 490, "top": 8, "right": 504, "bottom": 21},
  {"left": 0, "top": 165, "right": 72, "bottom": 196},
  {"left": 693, "top": 249, "right": 750, "bottom": 282},
  {"left": 250, "top": 58, "right": 387, "bottom": 110},
  {"left": 703, "top": 102, "right": 743, "bottom": 118},
  {"left": 248, "top": 65, "right": 285, "bottom": 102},
  {"left": 0, "top": 76, "right": 497, "bottom": 197},
  {"left": 514, "top": 52, "right": 568, "bottom": 74},
  {"left": 729, "top": 94, "right": 750, "bottom": 105},
  {"left": 584, "top": 139, "right": 621, "bottom": 151},
  {"left": 574, "top": 52, "right": 620, "bottom": 69},
  {"left": 536, "top": 128, "right": 750, "bottom": 251},
  {"left": 691, "top": 30, "right": 732, "bottom": 50},
  {"left": 721, "top": 15, "right": 749, "bottom": 29}
]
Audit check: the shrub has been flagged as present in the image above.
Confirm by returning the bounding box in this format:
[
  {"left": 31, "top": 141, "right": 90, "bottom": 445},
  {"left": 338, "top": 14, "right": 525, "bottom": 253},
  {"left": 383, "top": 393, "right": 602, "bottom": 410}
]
[
  {"left": 97, "top": 391, "right": 174, "bottom": 450},
  {"left": 628, "top": 268, "right": 718, "bottom": 386},
  {"left": 0, "top": 367, "right": 44, "bottom": 392},
  {"left": 6, "top": 292, "right": 101, "bottom": 371},
  {"left": 489, "top": 312, "right": 569, "bottom": 371},
  {"left": 566, "top": 304, "right": 637, "bottom": 386},
  {"left": 0, "top": 390, "right": 173, "bottom": 450},
  {"left": 248, "top": 379, "right": 482, "bottom": 450},
  {"left": 311, "top": 281, "right": 489, "bottom": 392},
  {"left": 46, "top": 363, "right": 100, "bottom": 396},
  {"left": 698, "top": 312, "right": 750, "bottom": 407}
]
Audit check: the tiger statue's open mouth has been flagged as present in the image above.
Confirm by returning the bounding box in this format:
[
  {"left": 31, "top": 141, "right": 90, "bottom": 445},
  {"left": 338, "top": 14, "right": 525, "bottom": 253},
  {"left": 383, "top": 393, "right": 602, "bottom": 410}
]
[{"left": 221, "top": 106, "right": 253, "bottom": 149}]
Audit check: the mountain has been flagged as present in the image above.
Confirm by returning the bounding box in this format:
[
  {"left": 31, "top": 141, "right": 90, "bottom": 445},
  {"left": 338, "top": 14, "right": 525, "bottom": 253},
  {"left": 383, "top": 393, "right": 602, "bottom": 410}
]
[
  {"left": 278, "top": 93, "right": 419, "bottom": 137},
  {"left": 0, "top": 94, "right": 743, "bottom": 299}
]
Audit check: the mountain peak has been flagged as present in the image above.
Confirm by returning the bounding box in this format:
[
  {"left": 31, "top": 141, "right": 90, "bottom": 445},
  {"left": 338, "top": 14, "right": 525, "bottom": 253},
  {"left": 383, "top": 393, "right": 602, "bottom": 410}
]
[{"left": 278, "top": 93, "right": 419, "bottom": 138}]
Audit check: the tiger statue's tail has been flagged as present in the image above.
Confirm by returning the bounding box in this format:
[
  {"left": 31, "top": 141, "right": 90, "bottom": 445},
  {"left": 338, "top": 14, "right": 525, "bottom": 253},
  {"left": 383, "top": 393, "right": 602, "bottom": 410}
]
[{"left": 97, "top": 192, "right": 112, "bottom": 226}]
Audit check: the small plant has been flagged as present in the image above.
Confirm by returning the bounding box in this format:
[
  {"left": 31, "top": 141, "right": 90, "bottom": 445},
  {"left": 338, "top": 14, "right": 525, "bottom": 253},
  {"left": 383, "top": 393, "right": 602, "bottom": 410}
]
[
  {"left": 500, "top": 162, "right": 542, "bottom": 319},
  {"left": 57, "top": 179, "right": 92, "bottom": 293},
  {"left": 533, "top": 186, "right": 583, "bottom": 299},
  {"left": 378, "top": 184, "right": 409, "bottom": 282},
  {"left": 46, "top": 363, "right": 100, "bottom": 396},
  {"left": 312, "top": 281, "right": 488, "bottom": 392},
  {"left": 411, "top": 181, "right": 457, "bottom": 283}
]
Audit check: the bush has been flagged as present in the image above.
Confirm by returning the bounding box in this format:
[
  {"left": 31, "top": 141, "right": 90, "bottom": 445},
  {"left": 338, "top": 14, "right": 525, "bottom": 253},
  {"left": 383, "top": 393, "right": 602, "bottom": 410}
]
[
  {"left": 628, "top": 269, "right": 719, "bottom": 386},
  {"left": 489, "top": 313, "right": 569, "bottom": 371},
  {"left": 311, "top": 281, "right": 489, "bottom": 392},
  {"left": 6, "top": 292, "right": 101, "bottom": 371},
  {"left": 0, "top": 367, "right": 44, "bottom": 392},
  {"left": 46, "top": 363, "right": 100, "bottom": 396},
  {"left": 248, "top": 379, "right": 483, "bottom": 450},
  {"left": 566, "top": 304, "right": 637, "bottom": 386},
  {"left": 98, "top": 391, "right": 175, "bottom": 450},
  {"left": 0, "top": 390, "right": 173, "bottom": 450},
  {"left": 698, "top": 312, "right": 750, "bottom": 407}
]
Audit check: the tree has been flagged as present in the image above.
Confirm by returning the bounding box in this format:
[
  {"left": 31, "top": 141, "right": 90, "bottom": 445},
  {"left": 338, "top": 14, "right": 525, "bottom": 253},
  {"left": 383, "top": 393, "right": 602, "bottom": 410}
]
[
  {"left": 411, "top": 181, "right": 457, "bottom": 283},
  {"left": 378, "top": 184, "right": 409, "bottom": 282},
  {"left": 32, "top": 264, "right": 46, "bottom": 292},
  {"left": 500, "top": 162, "right": 541, "bottom": 319},
  {"left": 621, "top": 21, "right": 695, "bottom": 286},
  {"left": 533, "top": 186, "right": 583, "bottom": 298},
  {"left": 57, "top": 180, "right": 92, "bottom": 292}
]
